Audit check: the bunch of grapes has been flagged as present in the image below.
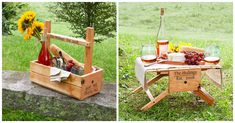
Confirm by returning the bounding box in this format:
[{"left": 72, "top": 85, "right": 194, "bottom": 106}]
[{"left": 182, "top": 51, "right": 204, "bottom": 65}]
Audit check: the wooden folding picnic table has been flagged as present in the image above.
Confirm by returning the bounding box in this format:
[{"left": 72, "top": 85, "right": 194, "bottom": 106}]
[{"left": 133, "top": 63, "right": 222, "bottom": 111}]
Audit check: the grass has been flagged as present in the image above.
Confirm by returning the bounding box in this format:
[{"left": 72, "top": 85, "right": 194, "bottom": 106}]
[
  {"left": 2, "top": 2, "right": 116, "bottom": 82},
  {"left": 119, "top": 2, "right": 233, "bottom": 121},
  {"left": 2, "top": 108, "right": 62, "bottom": 121},
  {"left": 2, "top": 2, "right": 116, "bottom": 121}
]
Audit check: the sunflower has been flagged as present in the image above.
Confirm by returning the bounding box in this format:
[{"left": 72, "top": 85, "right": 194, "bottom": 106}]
[
  {"left": 23, "top": 11, "right": 36, "bottom": 22},
  {"left": 169, "top": 42, "right": 192, "bottom": 53},
  {"left": 24, "top": 33, "right": 32, "bottom": 40},
  {"left": 32, "top": 21, "right": 44, "bottom": 34},
  {"left": 18, "top": 11, "right": 44, "bottom": 41},
  {"left": 23, "top": 27, "right": 34, "bottom": 41},
  {"left": 169, "top": 42, "right": 179, "bottom": 52},
  {"left": 18, "top": 11, "right": 36, "bottom": 34},
  {"left": 17, "top": 18, "right": 25, "bottom": 34},
  {"left": 30, "top": 21, "right": 44, "bottom": 40}
]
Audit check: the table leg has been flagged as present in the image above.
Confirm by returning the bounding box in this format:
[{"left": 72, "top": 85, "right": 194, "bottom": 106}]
[
  {"left": 145, "top": 89, "right": 154, "bottom": 101},
  {"left": 132, "top": 74, "right": 166, "bottom": 93},
  {"left": 193, "top": 87, "right": 215, "bottom": 105},
  {"left": 141, "top": 90, "right": 169, "bottom": 111},
  {"left": 205, "top": 68, "right": 222, "bottom": 88}
]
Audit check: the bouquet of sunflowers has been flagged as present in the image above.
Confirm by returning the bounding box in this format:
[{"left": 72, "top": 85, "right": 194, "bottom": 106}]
[
  {"left": 18, "top": 11, "right": 44, "bottom": 41},
  {"left": 168, "top": 42, "right": 192, "bottom": 53},
  {"left": 18, "top": 11, "right": 51, "bottom": 66}
]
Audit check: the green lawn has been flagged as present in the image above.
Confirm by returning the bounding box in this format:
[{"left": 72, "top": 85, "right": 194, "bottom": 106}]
[
  {"left": 2, "top": 108, "right": 62, "bottom": 121},
  {"left": 119, "top": 2, "right": 233, "bottom": 121},
  {"left": 2, "top": 2, "right": 116, "bottom": 121}
]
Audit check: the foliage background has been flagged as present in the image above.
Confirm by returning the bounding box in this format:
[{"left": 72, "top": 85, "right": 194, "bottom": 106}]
[
  {"left": 2, "top": 2, "right": 28, "bottom": 35},
  {"left": 50, "top": 2, "right": 116, "bottom": 42}
]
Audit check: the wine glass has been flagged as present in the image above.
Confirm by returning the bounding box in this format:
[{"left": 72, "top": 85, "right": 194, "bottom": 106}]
[
  {"left": 141, "top": 44, "right": 157, "bottom": 63},
  {"left": 204, "top": 45, "right": 220, "bottom": 64}
]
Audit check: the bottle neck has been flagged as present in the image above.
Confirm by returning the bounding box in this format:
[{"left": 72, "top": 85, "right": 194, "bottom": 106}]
[
  {"left": 160, "top": 15, "right": 164, "bottom": 28},
  {"left": 157, "top": 15, "right": 166, "bottom": 40}
]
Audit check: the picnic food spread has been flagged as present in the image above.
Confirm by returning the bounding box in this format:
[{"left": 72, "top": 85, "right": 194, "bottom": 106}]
[{"left": 134, "top": 8, "right": 222, "bottom": 111}]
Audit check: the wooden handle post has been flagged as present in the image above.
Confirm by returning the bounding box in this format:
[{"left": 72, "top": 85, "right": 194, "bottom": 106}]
[
  {"left": 84, "top": 27, "right": 94, "bottom": 74},
  {"left": 44, "top": 20, "right": 51, "bottom": 51}
]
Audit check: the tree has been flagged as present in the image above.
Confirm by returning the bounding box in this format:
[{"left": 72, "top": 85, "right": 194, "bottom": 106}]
[
  {"left": 50, "top": 2, "right": 116, "bottom": 42},
  {"left": 2, "top": 2, "right": 28, "bottom": 35}
]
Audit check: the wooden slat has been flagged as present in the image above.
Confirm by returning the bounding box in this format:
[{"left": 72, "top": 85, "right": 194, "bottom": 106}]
[
  {"left": 158, "top": 61, "right": 205, "bottom": 65},
  {"left": 30, "top": 71, "right": 82, "bottom": 100},
  {"left": 48, "top": 33, "right": 90, "bottom": 47},
  {"left": 82, "top": 68, "right": 103, "bottom": 77},
  {"left": 84, "top": 27, "right": 94, "bottom": 74},
  {"left": 30, "top": 60, "right": 50, "bottom": 76},
  {"left": 159, "top": 61, "right": 186, "bottom": 65},
  {"left": 141, "top": 90, "right": 169, "bottom": 111},
  {"left": 193, "top": 87, "right": 215, "bottom": 105},
  {"left": 146, "top": 64, "right": 221, "bottom": 73}
]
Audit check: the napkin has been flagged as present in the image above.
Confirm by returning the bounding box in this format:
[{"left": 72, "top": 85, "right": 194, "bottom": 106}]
[
  {"left": 135, "top": 57, "right": 147, "bottom": 86},
  {"left": 50, "top": 67, "right": 71, "bottom": 82},
  {"left": 135, "top": 57, "right": 170, "bottom": 86}
]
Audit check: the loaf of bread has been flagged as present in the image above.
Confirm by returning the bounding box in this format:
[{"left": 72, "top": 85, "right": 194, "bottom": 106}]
[{"left": 180, "top": 46, "right": 205, "bottom": 53}]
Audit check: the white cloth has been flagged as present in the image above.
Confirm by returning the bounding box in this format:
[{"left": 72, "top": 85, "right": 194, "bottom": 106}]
[
  {"left": 50, "top": 67, "right": 71, "bottom": 82},
  {"left": 135, "top": 57, "right": 170, "bottom": 86},
  {"left": 135, "top": 58, "right": 147, "bottom": 86}
]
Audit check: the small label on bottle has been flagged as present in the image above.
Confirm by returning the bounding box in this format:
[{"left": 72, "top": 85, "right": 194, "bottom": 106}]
[
  {"left": 159, "top": 45, "right": 168, "bottom": 57},
  {"left": 157, "top": 40, "right": 169, "bottom": 57}
]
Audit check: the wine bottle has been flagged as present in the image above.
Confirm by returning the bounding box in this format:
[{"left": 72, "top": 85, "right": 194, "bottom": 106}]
[{"left": 156, "top": 8, "right": 169, "bottom": 58}]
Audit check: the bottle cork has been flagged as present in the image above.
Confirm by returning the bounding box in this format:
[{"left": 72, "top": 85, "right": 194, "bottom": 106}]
[{"left": 160, "top": 8, "right": 164, "bottom": 15}]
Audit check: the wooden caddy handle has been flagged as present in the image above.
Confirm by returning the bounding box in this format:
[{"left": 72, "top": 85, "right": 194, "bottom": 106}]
[
  {"left": 48, "top": 33, "right": 90, "bottom": 47},
  {"left": 44, "top": 20, "right": 94, "bottom": 74}
]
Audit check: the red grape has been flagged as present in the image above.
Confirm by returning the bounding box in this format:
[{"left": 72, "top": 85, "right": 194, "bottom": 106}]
[
  {"left": 68, "top": 60, "right": 73, "bottom": 63},
  {"left": 183, "top": 51, "right": 204, "bottom": 65},
  {"left": 199, "top": 53, "right": 204, "bottom": 57}
]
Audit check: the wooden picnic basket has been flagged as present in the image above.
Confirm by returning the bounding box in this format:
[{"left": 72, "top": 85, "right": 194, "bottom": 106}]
[{"left": 29, "top": 20, "right": 103, "bottom": 100}]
